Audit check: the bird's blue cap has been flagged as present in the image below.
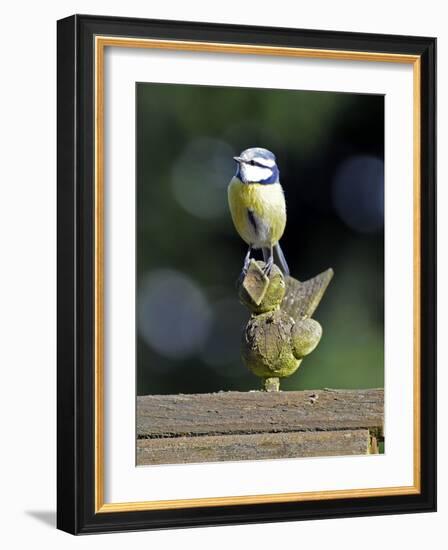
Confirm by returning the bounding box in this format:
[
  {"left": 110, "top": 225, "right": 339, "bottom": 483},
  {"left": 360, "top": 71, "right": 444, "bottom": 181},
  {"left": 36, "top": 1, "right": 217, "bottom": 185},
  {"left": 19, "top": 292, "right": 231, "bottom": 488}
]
[{"left": 234, "top": 147, "right": 276, "bottom": 163}]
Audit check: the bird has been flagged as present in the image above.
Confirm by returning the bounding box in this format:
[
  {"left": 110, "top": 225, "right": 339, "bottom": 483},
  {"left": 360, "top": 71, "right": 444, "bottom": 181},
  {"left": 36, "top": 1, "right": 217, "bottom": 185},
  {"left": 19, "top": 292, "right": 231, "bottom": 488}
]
[{"left": 227, "top": 147, "right": 289, "bottom": 277}]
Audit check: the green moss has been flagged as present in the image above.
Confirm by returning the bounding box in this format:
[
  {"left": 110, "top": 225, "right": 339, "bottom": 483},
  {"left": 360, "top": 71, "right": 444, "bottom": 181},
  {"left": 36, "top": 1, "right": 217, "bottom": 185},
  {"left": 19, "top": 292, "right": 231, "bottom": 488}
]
[
  {"left": 242, "top": 310, "right": 301, "bottom": 378},
  {"left": 292, "top": 318, "right": 323, "bottom": 358},
  {"left": 238, "top": 261, "right": 285, "bottom": 314}
]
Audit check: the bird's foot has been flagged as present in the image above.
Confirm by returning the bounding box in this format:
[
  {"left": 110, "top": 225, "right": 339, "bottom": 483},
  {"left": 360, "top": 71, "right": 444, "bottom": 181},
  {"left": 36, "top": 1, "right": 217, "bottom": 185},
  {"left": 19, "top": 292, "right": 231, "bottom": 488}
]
[
  {"left": 262, "top": 256, "right": 274, "bottom": 277},
  {"left": 242, "top": 255, "right": 251, "bottom": 276}
]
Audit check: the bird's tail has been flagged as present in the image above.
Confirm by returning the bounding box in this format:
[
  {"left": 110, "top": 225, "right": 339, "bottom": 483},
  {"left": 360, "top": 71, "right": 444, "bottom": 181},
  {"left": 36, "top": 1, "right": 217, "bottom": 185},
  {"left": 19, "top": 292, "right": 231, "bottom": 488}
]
[{"left": 274, "top": 243, "right": 290, "bottom": 276}]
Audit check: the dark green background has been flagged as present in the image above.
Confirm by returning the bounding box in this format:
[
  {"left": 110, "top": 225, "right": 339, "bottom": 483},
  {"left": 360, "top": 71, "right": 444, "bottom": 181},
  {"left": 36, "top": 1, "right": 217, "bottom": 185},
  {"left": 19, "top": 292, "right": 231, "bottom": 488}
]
[{"left": 136, "top": 83, "right": 384, "bottom": 395}]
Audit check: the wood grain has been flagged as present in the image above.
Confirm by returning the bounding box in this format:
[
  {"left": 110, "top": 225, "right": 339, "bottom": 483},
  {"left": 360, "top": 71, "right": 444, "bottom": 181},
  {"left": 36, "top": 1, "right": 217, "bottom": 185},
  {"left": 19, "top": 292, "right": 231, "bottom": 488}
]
[
  {"left": 137, "top": 429, "right": 371, "bottom": 465},
  {"left": 137, "top": 389, "right": 383, "bottom": 439},
  {"left": 282, "top": 269, "right": 334, "bottom": 321}
]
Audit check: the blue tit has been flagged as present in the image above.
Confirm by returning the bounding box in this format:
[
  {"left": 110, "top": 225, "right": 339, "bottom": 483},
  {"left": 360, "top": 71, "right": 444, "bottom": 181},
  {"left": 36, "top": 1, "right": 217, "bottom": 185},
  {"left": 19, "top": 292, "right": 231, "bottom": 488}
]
[{"left": 227, "top": 147, "right": 289, "bottom": 276}]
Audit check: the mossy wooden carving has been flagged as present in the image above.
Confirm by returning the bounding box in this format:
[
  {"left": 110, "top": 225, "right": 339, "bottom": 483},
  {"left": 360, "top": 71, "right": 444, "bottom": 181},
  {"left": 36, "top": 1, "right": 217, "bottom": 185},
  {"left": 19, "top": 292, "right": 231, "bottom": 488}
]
[{"left": 238, "top": 260, "right": 333, "bottom": 391}]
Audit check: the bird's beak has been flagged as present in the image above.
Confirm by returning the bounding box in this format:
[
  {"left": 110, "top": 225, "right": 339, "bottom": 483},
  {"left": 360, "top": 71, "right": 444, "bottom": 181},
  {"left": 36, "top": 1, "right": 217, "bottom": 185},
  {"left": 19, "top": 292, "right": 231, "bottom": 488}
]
[{"left": 233, "top": 156, "right": 243, "bottom": 163}]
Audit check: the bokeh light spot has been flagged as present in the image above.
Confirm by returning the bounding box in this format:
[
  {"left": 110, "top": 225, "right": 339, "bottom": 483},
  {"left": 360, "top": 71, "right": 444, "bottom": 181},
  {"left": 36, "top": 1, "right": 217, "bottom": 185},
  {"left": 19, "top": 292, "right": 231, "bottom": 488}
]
[
  {"left": 138, "top": 270, "right": 212, "bottom": 360},
  {"left": 332, "top": 156, "right": 384, "bottom": 233},
  {"left": 171, "top": 137, "right": 235, "bottom": 219}
]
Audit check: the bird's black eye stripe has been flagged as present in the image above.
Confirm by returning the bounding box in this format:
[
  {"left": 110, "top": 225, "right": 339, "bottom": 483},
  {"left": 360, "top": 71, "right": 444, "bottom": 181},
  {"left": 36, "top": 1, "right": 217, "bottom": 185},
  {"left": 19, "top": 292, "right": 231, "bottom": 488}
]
[{"left": 247, "top": 159, "right": 269, "bottom": 168}]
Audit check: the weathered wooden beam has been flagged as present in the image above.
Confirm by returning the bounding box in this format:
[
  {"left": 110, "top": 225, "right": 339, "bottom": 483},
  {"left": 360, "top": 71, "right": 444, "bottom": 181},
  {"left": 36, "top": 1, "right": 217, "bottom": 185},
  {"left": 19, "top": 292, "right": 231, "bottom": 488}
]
[
  {"left": 137, "top": 389, "right": 384, "bottom": 439},
  {"left": 137, "top": 429, "right": 371, "bottom": 465}
]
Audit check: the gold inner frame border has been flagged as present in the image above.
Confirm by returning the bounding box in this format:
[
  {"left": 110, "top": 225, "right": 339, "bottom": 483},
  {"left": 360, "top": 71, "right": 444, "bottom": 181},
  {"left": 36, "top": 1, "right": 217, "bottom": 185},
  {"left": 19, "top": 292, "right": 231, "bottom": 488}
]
[{"left": 94, "top": 36, "right": 421, "bottom": 513}]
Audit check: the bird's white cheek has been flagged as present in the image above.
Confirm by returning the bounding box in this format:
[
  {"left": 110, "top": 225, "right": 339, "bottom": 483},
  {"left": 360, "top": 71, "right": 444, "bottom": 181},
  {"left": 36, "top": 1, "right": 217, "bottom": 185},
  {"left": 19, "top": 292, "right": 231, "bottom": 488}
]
[{"left": 243, "top": 165, "right": 272, "bottom": 182}]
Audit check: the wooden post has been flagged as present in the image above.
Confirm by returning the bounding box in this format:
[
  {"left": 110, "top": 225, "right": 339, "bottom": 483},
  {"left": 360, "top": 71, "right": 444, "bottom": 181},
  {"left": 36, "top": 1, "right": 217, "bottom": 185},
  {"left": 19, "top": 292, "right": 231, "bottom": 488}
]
[
  {"left": 263, "top": 377, "right": 280, "bottom": 392},
  {"left": 237, "top": 260, "right": 333, "bottom": 390}
]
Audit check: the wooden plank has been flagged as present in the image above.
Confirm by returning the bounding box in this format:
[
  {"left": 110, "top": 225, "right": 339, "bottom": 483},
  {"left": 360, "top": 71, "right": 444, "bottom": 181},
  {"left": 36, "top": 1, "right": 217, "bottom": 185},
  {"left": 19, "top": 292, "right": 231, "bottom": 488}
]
[
  {"left": 137, "top": 389, "right": 384, "bottom": 439},
  {"left": 137, "top": 429, "right": 370, "bottom": 465}
]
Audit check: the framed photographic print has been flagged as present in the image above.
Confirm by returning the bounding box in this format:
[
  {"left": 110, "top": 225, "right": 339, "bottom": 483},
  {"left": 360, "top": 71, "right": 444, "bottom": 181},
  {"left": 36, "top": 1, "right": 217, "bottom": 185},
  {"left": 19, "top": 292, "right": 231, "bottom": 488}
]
[{"left": 57, "top": 14, "right": 436, "bottom": 534}]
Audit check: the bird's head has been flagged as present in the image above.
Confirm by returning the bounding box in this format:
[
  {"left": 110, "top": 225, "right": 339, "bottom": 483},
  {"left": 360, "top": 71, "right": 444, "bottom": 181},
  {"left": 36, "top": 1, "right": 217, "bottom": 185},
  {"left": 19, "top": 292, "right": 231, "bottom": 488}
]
[{"left": 233, "top": 147, "right": 279, "bottom": 184}]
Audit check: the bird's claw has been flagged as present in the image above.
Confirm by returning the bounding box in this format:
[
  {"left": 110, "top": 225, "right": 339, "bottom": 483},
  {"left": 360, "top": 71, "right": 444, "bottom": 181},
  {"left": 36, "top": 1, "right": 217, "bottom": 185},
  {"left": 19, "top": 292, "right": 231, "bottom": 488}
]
[
  {"left": 262, "top": 257, "right": 274, "bottom": 277},
  {"left": 242, "top": 256, "right": 251, "bottom": 276}
]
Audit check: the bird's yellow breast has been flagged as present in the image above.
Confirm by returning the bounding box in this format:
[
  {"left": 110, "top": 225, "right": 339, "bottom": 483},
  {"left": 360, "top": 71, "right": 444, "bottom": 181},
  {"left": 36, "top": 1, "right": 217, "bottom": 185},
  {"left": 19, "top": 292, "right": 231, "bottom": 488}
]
[{"left": 227, "top": 177, "right": 286, "bottom": 248}]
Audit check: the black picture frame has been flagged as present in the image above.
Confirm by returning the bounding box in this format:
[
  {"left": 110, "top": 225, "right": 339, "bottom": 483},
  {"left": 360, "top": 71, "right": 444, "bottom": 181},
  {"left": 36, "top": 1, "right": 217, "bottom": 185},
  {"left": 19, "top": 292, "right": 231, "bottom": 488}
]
[{"left": 57, "top": 14, "right": 436, "bottom": 534}]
